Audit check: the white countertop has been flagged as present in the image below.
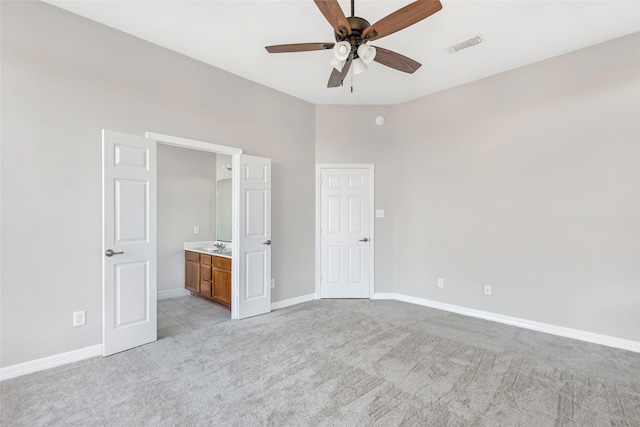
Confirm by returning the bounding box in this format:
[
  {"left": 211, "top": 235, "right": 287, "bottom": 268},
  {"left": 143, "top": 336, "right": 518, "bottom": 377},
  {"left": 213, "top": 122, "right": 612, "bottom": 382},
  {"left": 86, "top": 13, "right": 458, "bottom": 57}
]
[{"left": 184, "top": 241, "right": 232, "bottom": 259}]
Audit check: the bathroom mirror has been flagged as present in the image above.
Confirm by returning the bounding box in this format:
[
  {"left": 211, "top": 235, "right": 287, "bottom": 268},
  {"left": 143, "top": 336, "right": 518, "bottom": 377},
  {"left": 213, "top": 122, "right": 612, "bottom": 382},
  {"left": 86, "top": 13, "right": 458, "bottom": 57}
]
[{"left": 216, "top": 178, "right": 232, "bottom": 242}]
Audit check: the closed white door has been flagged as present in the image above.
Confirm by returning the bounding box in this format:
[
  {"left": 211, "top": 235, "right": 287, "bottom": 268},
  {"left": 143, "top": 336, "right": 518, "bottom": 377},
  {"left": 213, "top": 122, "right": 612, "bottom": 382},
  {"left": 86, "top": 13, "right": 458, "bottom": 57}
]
[
  {"left": 236, "top": 154, "right": 271, "bottom": 319},
  {"left": 102, "top": 130, "right": 157, "bottom": 356},
  {"left": 320, "top": 167, "right": 372, "bottom": 298}
]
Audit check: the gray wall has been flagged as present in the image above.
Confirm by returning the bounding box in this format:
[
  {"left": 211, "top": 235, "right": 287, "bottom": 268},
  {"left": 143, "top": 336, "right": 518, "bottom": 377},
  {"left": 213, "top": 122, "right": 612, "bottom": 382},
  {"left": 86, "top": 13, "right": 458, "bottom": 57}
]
[
  {"left": 0, "top": 1, "right": 316, "bottom": 367},
  {"left": 314, "top": 34, "right": 640, "bottom": 343},
  {"left": 392, "top": 33, "right": 640, "bottom": 342},
  {"left": 157, "top": 145, "right": 217, "bottom": 292},
  {"left": 315, "top": 105, "right": 397, "bottom": 293}
]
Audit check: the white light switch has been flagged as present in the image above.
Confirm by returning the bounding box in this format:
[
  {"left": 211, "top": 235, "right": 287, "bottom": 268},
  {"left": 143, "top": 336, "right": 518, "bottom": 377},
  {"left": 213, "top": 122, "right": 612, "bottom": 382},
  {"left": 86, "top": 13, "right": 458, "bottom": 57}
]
[{"left": 376, "top": 209, "right": 385, "bottom": 218}]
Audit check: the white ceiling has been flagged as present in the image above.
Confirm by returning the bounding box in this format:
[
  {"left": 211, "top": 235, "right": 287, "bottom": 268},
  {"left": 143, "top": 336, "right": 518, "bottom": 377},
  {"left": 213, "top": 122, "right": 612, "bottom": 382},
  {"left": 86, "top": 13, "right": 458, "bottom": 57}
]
[{"left": 45, "top": 1, "right": 640, "bottom": 105}]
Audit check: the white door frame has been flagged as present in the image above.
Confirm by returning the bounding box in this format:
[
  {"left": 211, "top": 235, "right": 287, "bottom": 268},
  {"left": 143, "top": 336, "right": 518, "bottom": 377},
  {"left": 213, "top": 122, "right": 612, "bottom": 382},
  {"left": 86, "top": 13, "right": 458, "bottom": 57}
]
[
  {"left": 145, "top": 132, "right": 243, "bottom": 319},
  {"left": 315, "top": 163, "right": 375, "bottom": 299}
]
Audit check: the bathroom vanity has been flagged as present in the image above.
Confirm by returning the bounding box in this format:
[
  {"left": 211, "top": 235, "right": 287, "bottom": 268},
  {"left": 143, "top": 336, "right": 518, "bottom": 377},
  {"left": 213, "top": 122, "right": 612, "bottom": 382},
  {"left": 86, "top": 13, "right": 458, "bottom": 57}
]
[{"left": 184, "top": 243, "right": 232, "bottom": 309}]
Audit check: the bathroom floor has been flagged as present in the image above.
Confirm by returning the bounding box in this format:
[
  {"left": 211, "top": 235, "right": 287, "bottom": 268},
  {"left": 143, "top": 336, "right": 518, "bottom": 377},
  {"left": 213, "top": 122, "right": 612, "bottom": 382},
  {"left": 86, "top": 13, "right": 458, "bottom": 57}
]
[{"left": 157, "top": 295, "right": 230, "bottom": 339}]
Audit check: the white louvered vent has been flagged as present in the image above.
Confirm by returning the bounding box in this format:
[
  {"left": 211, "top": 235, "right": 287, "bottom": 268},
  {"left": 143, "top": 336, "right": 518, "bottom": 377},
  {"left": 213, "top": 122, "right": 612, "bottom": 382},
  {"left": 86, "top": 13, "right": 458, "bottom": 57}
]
[{"left": 446, "top": 34, "right": 484, "bottom": 54}]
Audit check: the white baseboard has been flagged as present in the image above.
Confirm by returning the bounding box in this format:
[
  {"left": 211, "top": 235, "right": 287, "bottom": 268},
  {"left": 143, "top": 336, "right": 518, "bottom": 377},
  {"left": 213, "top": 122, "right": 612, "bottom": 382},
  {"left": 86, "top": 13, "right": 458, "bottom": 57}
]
[
  {"left": 271, "top": 293, "right": 317, "bottom": 311},
  {"left": 157, "top": 288, "right": 190, "bottom": 300},
  {"left": 0, "top": 344, "right": 103, "bottom": 382},
  {"left": 373, "top": 293, "right": 640, "bottom": 353},
  {"left": 5, "top": 291, "right": 635, "bottom": 382}
]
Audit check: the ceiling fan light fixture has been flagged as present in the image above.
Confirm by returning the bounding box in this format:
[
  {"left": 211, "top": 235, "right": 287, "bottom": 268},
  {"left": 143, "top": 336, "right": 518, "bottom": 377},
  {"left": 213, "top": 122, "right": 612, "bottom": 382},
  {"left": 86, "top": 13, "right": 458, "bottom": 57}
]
[
  {"left": 352, "top": 57, "right": 368, "bottom": 75},
  {"left": 333, "top": 41, "right": 351, "bottom": 61},
  {"left": 330, "top": 57, "right": 346, "bottom": 72},
  {"left": 357, "top": 44, "right": 376, "bottom": 64}
]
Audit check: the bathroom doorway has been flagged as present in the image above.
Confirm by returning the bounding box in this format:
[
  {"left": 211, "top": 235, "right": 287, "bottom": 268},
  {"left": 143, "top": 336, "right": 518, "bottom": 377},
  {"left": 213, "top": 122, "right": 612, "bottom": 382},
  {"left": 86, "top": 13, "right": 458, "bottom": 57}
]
[{"left": 102, "top": 130, "right": 271, "bottom": 355}]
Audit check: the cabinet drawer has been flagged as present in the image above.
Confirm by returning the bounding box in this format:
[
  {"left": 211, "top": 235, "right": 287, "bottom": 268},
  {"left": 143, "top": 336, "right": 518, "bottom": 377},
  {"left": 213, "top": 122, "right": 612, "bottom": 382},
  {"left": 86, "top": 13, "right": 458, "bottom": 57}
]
[
  {"left": 185, "top": 251, "right": 199, "bottom": 263},
  {"left": 200, "top": 254, "right": 212, "bottom": 265},
  {"left": 199, "top": 279, "right": 212, "bottom": 298},
  {"left": 212, "top": 256, "right": 231, "bottom": 271},
  {"left": 200, "top": 264, "right": 212, "bottom": 281}
]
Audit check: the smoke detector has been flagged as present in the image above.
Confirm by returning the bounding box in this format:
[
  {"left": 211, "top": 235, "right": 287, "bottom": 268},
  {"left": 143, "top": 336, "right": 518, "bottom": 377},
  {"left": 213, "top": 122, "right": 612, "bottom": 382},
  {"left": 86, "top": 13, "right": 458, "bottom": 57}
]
[{"left": 446, "top": 34, "right": 484, "bottom": 54}]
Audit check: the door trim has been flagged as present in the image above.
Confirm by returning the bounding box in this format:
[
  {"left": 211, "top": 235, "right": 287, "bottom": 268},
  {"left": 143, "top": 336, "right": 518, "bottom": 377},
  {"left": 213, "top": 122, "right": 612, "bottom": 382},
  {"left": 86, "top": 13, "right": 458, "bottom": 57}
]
[
  {"left": 145, "top": 132, "right": 243, "bottom": 319},
  {"left": 315, "top": 163, "right": 375, "bottom": 299}
]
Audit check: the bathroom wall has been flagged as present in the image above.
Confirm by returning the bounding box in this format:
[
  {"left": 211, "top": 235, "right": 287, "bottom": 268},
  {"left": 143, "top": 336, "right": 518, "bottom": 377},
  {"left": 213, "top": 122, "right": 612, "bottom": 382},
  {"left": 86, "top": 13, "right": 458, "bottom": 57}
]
[
  {"left": 157, "top": 145, "right": 217, "bottom": 293},
  {"left": 216, "top": 154, "right": 232, "bottom": 181}
]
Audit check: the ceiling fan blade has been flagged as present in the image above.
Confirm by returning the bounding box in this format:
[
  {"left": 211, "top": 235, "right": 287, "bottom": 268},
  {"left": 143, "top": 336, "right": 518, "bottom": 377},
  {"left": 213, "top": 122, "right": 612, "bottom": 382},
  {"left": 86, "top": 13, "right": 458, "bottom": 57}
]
[
  {"left": 265, "top": 43, "right": 335, "bottom": 53},
  {"left": 314, "top": 0, "right": 352, "bottom": 36},
  {"left": 328, "top": 54, "right": 353, "bottom": 88},
  {"left": 362, "top": 0, "right": 442, "bottom": 41},
  {"left": 373, "top": 46, "right": 422, "bottom": 74}
]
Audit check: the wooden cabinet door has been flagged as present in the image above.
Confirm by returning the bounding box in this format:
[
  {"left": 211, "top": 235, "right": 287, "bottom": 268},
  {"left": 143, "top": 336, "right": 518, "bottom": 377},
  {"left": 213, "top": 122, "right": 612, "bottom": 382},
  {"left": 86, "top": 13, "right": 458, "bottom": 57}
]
[
  {"left": 199, "top": 279, "right": 212, "bottom": 299},
  {"left": 212, "top": 269, "right": 231, "bottom": 308},
  {"left": 185, "top": 259, "right": 200, "bottom": 293}
]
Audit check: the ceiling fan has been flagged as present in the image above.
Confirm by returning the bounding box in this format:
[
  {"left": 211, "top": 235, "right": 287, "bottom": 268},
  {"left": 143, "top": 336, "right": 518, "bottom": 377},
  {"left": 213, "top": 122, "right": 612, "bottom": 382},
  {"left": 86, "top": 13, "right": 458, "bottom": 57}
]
[{"left": 265, "top": 0, "right": 443, "bottom": 88}]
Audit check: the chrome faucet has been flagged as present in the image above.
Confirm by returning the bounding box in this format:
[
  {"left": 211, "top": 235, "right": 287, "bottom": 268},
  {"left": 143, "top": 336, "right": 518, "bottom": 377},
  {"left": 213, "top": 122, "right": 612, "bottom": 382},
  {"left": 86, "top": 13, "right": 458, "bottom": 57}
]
[{"left": 214, "top": 242, "right": 225, "bottom": 250}]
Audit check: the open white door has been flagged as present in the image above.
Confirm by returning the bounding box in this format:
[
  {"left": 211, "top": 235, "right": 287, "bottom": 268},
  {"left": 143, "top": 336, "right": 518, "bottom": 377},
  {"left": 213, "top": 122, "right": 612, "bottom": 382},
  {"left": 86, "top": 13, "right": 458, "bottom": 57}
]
[
  {"left": 236, "top": 154, "right": 271, "bottom": 319},
  {"left": 102, "top": 130, "right": 157, "bottom": 356}
]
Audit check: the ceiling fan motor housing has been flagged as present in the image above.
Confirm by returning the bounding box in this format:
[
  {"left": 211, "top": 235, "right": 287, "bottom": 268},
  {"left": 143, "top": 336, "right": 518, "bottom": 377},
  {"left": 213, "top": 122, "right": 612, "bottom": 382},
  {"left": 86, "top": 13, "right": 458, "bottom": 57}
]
[{"left": 335, "top": 16, "right": 372, "bottom": 56}]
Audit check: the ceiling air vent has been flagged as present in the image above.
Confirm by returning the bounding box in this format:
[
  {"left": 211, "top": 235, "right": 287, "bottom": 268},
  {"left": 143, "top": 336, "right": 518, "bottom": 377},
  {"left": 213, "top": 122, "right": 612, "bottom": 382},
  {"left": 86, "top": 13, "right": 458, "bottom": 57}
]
[{"left": 446, "top": 34, "right": 484, "bottom": 54}]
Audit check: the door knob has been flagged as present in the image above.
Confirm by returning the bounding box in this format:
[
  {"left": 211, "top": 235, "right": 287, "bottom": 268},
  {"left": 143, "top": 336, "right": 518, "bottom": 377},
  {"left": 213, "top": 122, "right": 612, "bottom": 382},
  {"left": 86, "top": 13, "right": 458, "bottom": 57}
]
[
  {"left": 263, "top": 240, "right": 272, "bottom": 245},
  {"left": 359, "top": 238, "right": 369, "bottom": 242},
  {"left": 105, "top": 249, "right": 124, "bottom": 257}
]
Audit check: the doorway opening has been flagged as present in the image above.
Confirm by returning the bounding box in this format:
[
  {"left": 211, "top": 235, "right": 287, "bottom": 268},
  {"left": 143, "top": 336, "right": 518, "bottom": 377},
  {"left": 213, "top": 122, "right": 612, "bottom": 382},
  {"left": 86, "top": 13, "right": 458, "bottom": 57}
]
[
  {"left": 103, "top": 130, "right": 272, "bottom": 356},
  {"left": 157, "top": 144, "right": 234, "bottom": 332},
  {"left": 147, "top": 132, "right": 242, "bottom": 322}
]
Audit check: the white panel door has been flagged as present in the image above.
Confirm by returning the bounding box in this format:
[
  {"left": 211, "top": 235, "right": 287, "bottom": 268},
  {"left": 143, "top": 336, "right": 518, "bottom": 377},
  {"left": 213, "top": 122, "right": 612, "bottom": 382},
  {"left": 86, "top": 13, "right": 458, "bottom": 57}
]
[
  {"left": 320, "top": 168, "right": 371, "bottom": 298},
  {"left": 237, "top": 154, "right": 271, "bottom": 319},
  {"left": 102, "top": 130, "right": 157, "bottom": 356}
]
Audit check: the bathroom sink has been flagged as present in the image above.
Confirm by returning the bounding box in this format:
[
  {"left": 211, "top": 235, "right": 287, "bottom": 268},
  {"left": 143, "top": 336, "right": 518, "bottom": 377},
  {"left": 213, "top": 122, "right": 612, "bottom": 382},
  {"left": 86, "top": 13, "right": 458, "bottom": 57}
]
[{"left": 196, "top": 247, "right": 231, "bottom": 256}]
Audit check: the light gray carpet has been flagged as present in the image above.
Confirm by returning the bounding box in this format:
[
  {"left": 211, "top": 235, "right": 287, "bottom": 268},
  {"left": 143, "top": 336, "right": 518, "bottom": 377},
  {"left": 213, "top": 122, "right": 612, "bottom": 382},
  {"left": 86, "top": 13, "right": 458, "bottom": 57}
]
[{"left": 2, "top": 298, "right": 639, "bottom": 426}]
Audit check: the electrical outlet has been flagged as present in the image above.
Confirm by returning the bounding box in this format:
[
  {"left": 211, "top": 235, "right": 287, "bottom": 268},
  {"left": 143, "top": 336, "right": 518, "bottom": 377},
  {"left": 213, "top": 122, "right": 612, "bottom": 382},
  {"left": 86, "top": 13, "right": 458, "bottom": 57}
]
[
  {"left": 270, "top": 279, "right": 275, "bottom": 289},
  {"left": 193, "top": 226, "right": 200, "bottom": 234},
  {"left": 484, "top": 285, "right": 492, "bottom": 296},
  {"left": 73, "top": 311, "right": 86, "bottom": 327},
  {"left": 437, "top": 278, "right": 444, "bottom": 288},
  {"left": 376, "top": 209, "right": 385, "bottom": 218}
]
